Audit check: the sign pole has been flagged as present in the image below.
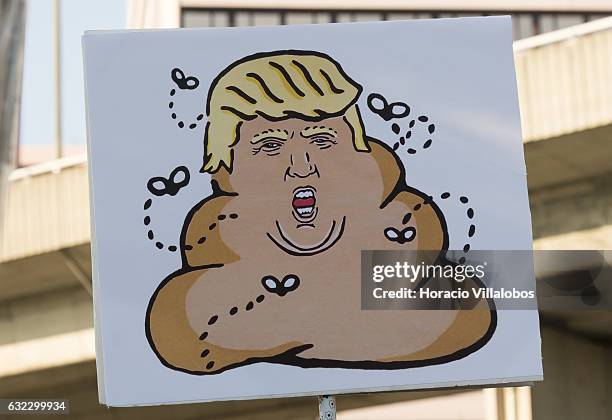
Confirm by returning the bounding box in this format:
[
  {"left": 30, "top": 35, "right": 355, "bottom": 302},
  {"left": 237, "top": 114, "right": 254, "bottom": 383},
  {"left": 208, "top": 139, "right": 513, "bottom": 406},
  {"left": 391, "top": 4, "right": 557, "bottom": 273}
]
[{"left": 318, "top": 395, "right": 336, "bottom": 420}]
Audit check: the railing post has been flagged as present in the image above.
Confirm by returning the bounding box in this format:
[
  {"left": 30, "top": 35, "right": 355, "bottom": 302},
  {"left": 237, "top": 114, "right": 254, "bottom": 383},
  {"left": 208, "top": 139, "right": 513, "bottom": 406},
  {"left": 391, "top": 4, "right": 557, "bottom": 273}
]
[{"left": 318, "top": 395, "right": 336, "bottom": 420}]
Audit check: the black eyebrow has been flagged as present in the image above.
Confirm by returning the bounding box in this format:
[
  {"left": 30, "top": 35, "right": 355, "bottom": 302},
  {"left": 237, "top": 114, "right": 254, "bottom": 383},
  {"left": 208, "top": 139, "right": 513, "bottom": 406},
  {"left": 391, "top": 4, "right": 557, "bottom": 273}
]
[
  {"left": 319, "top": 69, "right": 345, "bottom": 94},
  {"left": 300, "top": 126, "right": 338, "bottom": 138},
  {"left": 291, "top": 60, "right": 324, "bottom": 96},
  {"left": 225, "top": 86, "right": 257, "bottom": 104},
  {"left": 269, "top": 61, "right": 305, "bottom": 97},
  {"left": 251, "top": 129, "right": 289, "bottom": 144},
  {"left": 246, "top": 72, "right": 284, "bottom": 103}
]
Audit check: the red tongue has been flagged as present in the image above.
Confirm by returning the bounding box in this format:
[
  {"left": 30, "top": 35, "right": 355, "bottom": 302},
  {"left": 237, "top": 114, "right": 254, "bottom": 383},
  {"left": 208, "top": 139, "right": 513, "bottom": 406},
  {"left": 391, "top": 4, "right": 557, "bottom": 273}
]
[{"left": 293, "top": 197, "right": 315, "bottom": 208}]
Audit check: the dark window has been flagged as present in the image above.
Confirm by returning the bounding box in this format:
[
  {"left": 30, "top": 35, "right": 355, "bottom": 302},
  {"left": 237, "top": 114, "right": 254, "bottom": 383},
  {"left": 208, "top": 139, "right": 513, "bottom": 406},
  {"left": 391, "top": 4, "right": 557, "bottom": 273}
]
[{"left": 182, "top": 8, "right": 610, "bottom": 40}]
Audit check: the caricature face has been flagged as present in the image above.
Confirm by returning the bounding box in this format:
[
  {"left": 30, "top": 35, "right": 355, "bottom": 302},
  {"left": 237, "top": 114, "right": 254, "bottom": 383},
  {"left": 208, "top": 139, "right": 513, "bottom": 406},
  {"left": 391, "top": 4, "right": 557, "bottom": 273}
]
[
  {"left": 146, "top": 51, "right": 496, "bottom": 376},
  {"left": 229, "top": 115, "right": 381, "bottom": 255}
]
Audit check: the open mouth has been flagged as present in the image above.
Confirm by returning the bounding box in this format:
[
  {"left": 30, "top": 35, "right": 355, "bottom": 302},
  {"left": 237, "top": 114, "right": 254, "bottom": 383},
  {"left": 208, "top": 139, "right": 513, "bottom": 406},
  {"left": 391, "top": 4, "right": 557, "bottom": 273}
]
[{"left": 292, "top": 187, "right": 317, "bottom": 222}]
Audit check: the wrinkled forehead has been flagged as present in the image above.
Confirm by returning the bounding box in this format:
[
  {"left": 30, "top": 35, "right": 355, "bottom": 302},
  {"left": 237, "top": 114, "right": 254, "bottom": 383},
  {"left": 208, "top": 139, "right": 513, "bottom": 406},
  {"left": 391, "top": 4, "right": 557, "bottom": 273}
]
[{"left": 238, "top": 115, "right": 348, "bottom": 139}]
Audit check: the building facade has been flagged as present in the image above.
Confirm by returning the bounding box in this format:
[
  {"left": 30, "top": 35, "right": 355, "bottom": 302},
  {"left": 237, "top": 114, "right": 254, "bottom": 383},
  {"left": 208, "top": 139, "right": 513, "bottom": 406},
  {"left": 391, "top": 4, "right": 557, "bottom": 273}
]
[{"left": 2, "top": 1, "right": 612, "bottom": 419}]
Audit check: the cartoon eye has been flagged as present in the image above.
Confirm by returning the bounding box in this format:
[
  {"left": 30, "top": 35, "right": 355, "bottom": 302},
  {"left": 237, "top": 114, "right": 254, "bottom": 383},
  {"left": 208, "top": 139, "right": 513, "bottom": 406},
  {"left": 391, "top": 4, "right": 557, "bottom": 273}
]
[
  {"left": 260, "top": 140, "right": 283, "bottom": 152},
  {"left": 310, "top": 136, "right": 336, "bottom": 148}
]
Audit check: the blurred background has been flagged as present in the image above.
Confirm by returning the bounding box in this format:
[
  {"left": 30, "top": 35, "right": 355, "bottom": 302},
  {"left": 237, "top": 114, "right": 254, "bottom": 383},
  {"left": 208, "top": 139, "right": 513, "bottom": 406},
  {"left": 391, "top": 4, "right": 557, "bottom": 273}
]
[{"left": 1, "top": 0, "right": 612, "bottom": 419}]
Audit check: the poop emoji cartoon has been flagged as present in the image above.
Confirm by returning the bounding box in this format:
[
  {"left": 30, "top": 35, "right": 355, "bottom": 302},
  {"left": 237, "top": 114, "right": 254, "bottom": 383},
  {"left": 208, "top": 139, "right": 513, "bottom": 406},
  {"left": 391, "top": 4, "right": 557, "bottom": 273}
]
[{"left": 145, "top": 50, "right": 496, "bottom": 375}]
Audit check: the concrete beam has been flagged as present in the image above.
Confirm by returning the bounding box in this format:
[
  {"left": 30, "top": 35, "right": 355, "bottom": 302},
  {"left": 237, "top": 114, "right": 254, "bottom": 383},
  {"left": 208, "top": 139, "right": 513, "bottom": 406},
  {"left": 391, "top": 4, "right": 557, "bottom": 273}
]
[{"left": 531, "top": 326, "right": 612, "bottom": 420}]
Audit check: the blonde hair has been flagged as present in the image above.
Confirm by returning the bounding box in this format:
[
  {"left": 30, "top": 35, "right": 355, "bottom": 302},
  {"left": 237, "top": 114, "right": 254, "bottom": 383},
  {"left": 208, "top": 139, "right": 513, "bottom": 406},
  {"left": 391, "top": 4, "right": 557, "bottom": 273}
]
[{"left": 202, "top": 50, "right": 369, "bottom": 173}]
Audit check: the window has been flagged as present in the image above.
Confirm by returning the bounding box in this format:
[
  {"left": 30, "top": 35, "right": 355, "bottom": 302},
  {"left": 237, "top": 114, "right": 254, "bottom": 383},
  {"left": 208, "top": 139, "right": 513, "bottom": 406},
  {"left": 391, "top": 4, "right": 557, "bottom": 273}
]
[{"left": 182, "top": 7, "right": 610, "bottom": 40}]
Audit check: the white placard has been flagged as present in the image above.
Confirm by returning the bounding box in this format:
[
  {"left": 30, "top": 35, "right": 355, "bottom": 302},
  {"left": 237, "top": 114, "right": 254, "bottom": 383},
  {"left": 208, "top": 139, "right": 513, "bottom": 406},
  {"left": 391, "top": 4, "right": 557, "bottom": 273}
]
[{"left": 83, "top": 16, "right": 542, "bottom": 407}]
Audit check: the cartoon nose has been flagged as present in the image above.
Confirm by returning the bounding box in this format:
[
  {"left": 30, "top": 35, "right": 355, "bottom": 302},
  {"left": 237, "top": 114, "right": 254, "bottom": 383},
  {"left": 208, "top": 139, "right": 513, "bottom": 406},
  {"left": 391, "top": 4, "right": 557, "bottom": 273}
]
[{"left": 287, "top": 152, "right": 317, "bottom": 179}]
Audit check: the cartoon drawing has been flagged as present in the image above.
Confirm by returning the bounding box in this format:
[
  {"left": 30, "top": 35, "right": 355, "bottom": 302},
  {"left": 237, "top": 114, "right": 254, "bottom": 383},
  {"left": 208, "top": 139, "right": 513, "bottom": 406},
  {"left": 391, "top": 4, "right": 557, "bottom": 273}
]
[
  {"left": 169, "top": 68, "right": 204, "bottom": 129},
  {"left": 145, "top": 50, "right": 496, "bottom": 375}
]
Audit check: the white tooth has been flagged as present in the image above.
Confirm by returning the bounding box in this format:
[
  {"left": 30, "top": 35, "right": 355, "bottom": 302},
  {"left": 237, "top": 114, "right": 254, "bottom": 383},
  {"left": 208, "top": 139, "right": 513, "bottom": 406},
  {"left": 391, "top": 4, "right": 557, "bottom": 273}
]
[
  {"left": 296, "top": 206, "right": 314, "bottom": 215},
  {"left": 295, "top": 190, "right": 314, "bottom": 199}
]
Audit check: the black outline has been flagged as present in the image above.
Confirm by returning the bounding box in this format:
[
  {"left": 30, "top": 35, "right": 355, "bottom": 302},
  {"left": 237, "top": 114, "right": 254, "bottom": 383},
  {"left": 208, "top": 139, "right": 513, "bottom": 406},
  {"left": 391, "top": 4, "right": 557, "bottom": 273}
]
[
  {"left": 267, "top": 217, "right": 346, "bottom": 257},
  {"left": 245, "top": 72, "right": 284, "bottom": 104},
  {"left": 269, "top": 61, "right": 305, "bottom": 97},
  {"left": 203, "top": 50, "right": 364, "bottom": 173},
  {"left": 145, "top": 264, "right": 495, "bottom": 376},
  {"left": 291, "top": 60, "right": 324, "bottom": 96},
  {"left": 146, "top": 137, "right": 496, "bottom": 374},
  {"left": 220, "top": 106, "right": 257, "bottom": 121},
  {"left": 146, "top": 51, "right": 497, "bottom": 376},
  {"left": 384, "top": 226, "right": 416, "bottom": 244},
  {"left": 367, "top": 93, "right": 410, "bottom": 121},
  {"left": 261, "top": 274, "right": 301, "bottom": 297},
  {"left": 343, "top": 104, "right": 371, "bottom": 153},
  {"left": 147, "top": 166, "right": 190, "bottom": 197},
  {"left": 178, "top": 179, "right": 238, "bottom": 268},
  {"left": 171, "top": 68, "right": 199, "bottom": 90},
  {"left": 319, "top": 68, "right": 344, "bottom": 94},
  {"left": 225, "top": 85, "right": 257, "bottom": 104}
]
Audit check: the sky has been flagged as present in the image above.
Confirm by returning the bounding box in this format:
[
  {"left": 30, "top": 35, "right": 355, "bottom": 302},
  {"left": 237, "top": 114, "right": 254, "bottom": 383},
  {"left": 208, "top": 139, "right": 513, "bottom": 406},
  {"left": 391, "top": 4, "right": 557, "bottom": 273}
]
[{"left": 20, "top": 0, "right": 125, "bottom": 146}]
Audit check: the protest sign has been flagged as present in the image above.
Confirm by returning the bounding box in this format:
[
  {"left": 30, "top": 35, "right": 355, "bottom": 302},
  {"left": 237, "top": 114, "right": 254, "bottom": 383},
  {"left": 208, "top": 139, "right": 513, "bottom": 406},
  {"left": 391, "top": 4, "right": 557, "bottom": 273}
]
[{"left": 83, "top": 16, "right": 542, "bottom": 406}]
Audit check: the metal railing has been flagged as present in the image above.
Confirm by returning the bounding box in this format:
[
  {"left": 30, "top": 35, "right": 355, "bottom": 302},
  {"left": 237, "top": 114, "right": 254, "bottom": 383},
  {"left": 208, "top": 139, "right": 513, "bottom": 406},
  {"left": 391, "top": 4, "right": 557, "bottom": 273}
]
[{"left": 182, "top": 8, "right": 610, "bottom": 40}]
